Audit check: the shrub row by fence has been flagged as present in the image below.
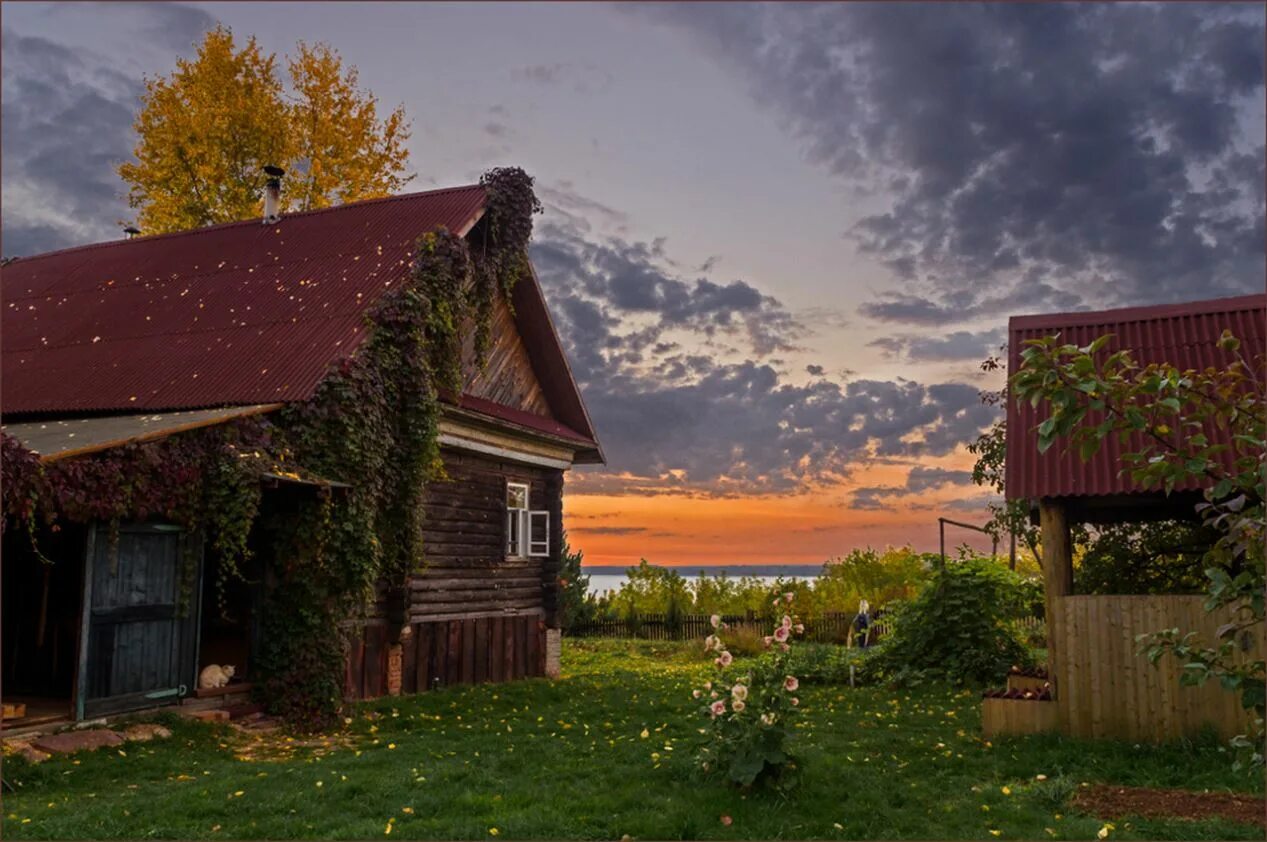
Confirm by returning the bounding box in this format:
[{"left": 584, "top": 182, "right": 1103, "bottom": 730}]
[
  {"left": 567, "top": 612, "right": 891, "bottom": 644},
  {"left": 567, "top": 612, "right": 1047, "bottom": 646}
]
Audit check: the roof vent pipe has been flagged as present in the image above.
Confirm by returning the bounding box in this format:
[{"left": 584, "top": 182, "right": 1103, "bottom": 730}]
[
  {"left": 123, "top": 226, "right": 141, "bottom": 239},
  {"left": 262, "top": 165, "right": 285, "bottom": 224}
]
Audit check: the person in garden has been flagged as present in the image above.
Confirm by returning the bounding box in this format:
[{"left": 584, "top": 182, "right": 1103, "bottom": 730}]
[{"left": 851, "top": 598, "right": 872, "bottom": 648}]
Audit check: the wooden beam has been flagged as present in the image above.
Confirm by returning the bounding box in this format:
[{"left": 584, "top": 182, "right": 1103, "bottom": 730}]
[{"left": 1039, "top": 499, "right": 1074, "bottom": 701}]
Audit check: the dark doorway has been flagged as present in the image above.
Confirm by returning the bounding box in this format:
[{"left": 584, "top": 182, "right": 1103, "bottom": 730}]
[{"left": 1, "top": 523, "right": 86, "bottom": 726}]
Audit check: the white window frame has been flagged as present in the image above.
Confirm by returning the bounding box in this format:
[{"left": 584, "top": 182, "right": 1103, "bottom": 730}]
[
  {"left": 528, "top": 510, "right": 550, "bottom": 558},
  {"left": 505, "top": 481, "right": 550, "bottom": 559},
  {"left": 506, "top": 482, "right": 530, "bottom": 558}
]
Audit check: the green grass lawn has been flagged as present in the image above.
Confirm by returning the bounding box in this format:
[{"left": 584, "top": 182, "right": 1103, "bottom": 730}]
[{"left": 2, "top": 639, "right": 1261, "bottom": 840}]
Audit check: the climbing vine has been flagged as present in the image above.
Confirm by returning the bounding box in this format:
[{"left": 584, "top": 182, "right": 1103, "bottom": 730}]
[{"left": 2, "top": 167, "right": 543, "bottom": 733}]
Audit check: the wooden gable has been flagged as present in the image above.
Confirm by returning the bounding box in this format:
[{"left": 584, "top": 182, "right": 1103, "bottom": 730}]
[{"left": 460, "top": 295, "right": 552, "bottom": 418}]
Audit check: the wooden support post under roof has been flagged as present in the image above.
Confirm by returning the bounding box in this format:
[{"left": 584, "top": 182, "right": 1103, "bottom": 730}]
[{"left": 1039, "top": 499, "right": 1074, "bottom": 702}]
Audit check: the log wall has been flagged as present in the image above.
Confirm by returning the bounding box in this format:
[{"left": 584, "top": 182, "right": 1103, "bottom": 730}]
[{"left": 345, "top": 448, "right": 563, "bottom": 700}]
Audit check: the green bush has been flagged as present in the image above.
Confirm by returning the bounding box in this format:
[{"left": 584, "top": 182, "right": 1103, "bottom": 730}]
[
  {"left": 557, "top": 535, "right": 594, "bottom": 632},
  {"left": 873, "top": 557, "right": 1035, "bottom": 686},
  {"left": 782, "top": 642, "right": 882, "bottom": 686}
]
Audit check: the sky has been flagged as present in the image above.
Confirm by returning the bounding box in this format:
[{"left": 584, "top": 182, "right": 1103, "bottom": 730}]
[{"left": 2, "top": 2, "right": 1264, "bottom": 568}]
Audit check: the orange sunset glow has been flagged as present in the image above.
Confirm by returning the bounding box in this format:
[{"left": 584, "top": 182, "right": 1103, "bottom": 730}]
[{"left": 564, "top": 449, "right": 995, "bottom": 567}]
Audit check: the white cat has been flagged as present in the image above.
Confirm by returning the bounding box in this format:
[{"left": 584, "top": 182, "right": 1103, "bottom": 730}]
[{"left": 198, "top": 664, "right": 236, "bottom": 690}]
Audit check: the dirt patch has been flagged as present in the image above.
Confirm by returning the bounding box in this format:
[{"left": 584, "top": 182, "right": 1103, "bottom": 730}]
[{"left": 1072, "top": 784, "right": 1265, "bottom": 828}]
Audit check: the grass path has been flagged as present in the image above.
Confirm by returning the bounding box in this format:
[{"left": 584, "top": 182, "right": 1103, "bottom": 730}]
[{"left": 2, "top": 639, "right": 1260, "bottom": 840}]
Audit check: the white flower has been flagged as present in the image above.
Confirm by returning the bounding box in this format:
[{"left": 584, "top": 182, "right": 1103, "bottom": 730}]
[
  {"left": 710, "top": 614, "right": 721, "bottom": 629},
  {"left": 703, "top": 681, "right": 712, "bottom": 691},
  {"left": 760, "top": 713, "right": 776, "bottom": 726},
  {"left": 790, "top": 697, "right": 799, "bottom": 706},
  {"left": 731, "top": 683, "right": 748, "bottom": 701},
  {"left": 763, "top": 636, "right": 773, "bottom": 648},
  {"left": 794, "top": 623, "right": 805, "bottom": 634},
  {"left": 692, "top": 689, "right": 702, "bottom": 699},
  {"left": 704, "top": 635, "right": 719, "bottom": 651},
  {"left": 731, "top": 699, "right": 746, "bottom": 713},
  {"left": 784, "top": 676, "right": 799, "bottom": 692},
  {"left": 784, "top": 592, "right": 794, "bottom": 603}
]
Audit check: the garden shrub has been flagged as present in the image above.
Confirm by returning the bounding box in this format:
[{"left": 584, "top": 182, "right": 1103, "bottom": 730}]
[
  {"left": 693, "top": 595, "right": 805, "bottom": 791},
  {"left": 720, "top": 624, "right": 769, "bottom": 657},
  {"left": 783, "top": 642, "right": 882, "bottom": 686},
  {"left": 873, "top": 557, "right": 1034, "bottom": 686}
]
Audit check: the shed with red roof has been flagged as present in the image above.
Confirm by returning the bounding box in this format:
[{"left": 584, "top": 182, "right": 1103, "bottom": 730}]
[{"left": 1002, "top": 293, "right": 1265, "bottom": 743}]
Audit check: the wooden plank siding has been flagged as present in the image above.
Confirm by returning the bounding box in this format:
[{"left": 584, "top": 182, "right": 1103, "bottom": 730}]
[
  {"left": 461, "top": 295, "right": 552, "bottom": 417},
  {"left": 343, "top": 449, "right": 561, "bottom": 700},
  {"left": 1053, "top": 595, "right": 1263, "bottom": 741}
]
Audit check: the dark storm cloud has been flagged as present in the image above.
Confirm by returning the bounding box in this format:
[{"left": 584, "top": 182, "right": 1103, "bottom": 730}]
[
  {"left": 847, "top": 465, "right": 977, "bottom": 511},
  {"left": 532, "top": 220, "right": 805, "bottom": 363},
  {"left": 870, "top": 328, "right": 1005, "bottom": 363},
  {"left": 2, "top": 5, "right": 215, "bottom": 257},
  {"left": 634, "top": 3, "right": 1266, "bottom": 322},
  {"left": 1, "top": 30, "right": 139, "bottom": 256},
  {"left": 533, "top": 218, "right": 998, "bottom": 496}
]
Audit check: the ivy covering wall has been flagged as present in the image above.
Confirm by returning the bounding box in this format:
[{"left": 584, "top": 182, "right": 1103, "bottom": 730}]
[{"left": 1, "top": 167, "right": 542, "bottom": 731}]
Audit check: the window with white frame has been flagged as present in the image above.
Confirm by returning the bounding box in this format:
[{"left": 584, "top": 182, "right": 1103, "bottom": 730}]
[{"left": 506, "top": 482, "right": 549, "bottom": 558}]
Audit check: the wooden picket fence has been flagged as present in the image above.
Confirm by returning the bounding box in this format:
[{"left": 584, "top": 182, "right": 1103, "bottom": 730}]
[{"left": 568, "top": 611, "right": 890, "bottom": 644}]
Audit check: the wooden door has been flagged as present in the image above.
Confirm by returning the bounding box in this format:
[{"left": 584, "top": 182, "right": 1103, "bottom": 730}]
[{"left": 77, "top": 523, "right": 202, "bottom": 719}]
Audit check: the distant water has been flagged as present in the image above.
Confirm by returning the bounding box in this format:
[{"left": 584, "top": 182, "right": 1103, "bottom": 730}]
[{"left": 582, "top": 564, "right": 823, "bottom": 598}]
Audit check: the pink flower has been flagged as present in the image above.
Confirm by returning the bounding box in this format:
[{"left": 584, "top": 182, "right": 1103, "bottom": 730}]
[
  {"left": 773, "top": 626, "right": 789, "bottom": 643},
  {"left": 710, "top": 700, "right": 727, "bottom": 717},
  {"left": 794, "top": 623, "right": 805, "bottom": 634},
  {"left": 763, "top": 636, "right": 773, "bottom": 649},
  {"left": 760, "top": 712, "right": 776, "bottom": 726},
  {"left": 717, "top": 651, "right": 734, "bottom": 667},
  {"left": 710, "top": 614, "right": 721, "bottom": 629},
  {"left": 704, "top": 681, "right": 712, "bottom": 691},
  {"left": 771, "top": 599, "right": 781, "bottom": 608},
  {"left": 720, "top": 815, "right": 733, "bottom": 827},
  {"left": 781, "top": 615, "right": 793, "bottom": 630},
  {"left": 781, "top": 643, "right": 790, "bottom": 653},
  {"left": 790, "top": 697, "right": 799, "bottom": 706},
  {"left": 784, "top": 676, "right": 799, "bottom": 692},
  {"left": 784, "top": 592, "right": 794, "bottom": 603},
  {"left": 731, "top": 699, "right": 746, "bottom": 713},
  {"left": 692, "top": 689, "right": 702, "bottom": 699},
  {"left": 731, "top": 683, "right": 748, "bottom": 701},
  {"left": 704, "top": 634, "right": 719, "bottom": 651}
]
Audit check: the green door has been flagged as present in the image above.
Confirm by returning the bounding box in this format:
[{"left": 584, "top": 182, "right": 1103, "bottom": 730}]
[{"left": 77, "top": 523, "right": 202, "bottom": 719}]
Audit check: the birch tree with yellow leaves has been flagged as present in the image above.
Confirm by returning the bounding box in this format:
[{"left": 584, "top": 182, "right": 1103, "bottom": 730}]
[{"left": 118, "top": 26, "right": 411, "bottom": 234}]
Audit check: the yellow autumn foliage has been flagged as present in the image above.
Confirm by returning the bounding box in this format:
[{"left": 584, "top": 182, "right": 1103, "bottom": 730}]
[{"left": 118, "top": 26, "right": 411, "bottom": 234}]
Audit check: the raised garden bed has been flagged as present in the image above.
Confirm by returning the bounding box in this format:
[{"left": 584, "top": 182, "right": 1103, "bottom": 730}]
[{"left": 981, "top": 693, "right": 1058, "bottom": 736}]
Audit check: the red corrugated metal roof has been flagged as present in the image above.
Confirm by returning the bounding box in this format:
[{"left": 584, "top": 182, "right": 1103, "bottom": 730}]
[
  {"left": 2, "top": 186, "right": 487, "bottom": 415},
  {"left": 1005, "top": 293, "right": 1267, "bottom": 501}
]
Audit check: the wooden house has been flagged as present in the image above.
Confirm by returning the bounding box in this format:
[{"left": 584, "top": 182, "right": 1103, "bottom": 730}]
[
  {"left": 1005, "top": 293, "right": 1264, "bottom": 741},
  {"left": 1, "top": 184, "right": 602, "bottom": 729}
]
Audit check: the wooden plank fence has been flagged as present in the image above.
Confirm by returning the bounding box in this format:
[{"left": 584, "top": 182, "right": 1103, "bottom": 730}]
[
  {"left": 1054, "top": 595, "right": 1262, "bottom": 741},
  {"left": 568, "top": 612, "right": 891, "bottom": 644},
  {"left": 343, "top": 614, "right": 546, "bottom": 700}
]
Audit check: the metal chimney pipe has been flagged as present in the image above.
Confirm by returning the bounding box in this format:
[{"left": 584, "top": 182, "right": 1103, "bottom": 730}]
[
  {"left": 123, "top": 226, "right": 141, "bottom": 240},
  {"left": 262, "top": 165, "right": 285, "bottom": 224}
]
